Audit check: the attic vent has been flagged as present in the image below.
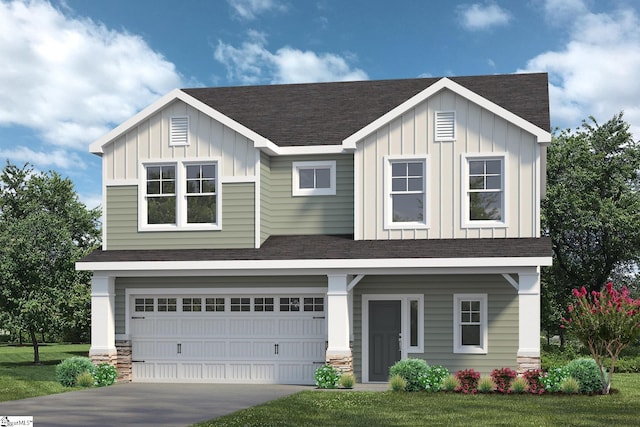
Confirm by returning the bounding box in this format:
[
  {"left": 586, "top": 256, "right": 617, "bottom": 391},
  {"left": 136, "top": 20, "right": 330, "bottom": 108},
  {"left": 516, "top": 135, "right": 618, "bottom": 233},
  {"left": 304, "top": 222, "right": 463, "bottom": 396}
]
[
  {"left": 170, "top": 116, "right": 189, "bottom": 146},
  {"left": 435, "top": 111, "right": 455, "bottom": 141}
]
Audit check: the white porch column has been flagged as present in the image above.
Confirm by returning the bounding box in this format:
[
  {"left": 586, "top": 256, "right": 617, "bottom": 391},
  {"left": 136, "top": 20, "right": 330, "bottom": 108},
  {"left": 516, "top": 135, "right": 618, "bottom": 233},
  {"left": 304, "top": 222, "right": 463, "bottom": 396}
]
[
  {"left": 89, "top": 275, "right": 117, "bottom": 365},
  {"left": 517, "top": 268, "right": 541, "bottom": 371},
  {"left": 326, "top": 274, "right": 352, "bottom": 373}
]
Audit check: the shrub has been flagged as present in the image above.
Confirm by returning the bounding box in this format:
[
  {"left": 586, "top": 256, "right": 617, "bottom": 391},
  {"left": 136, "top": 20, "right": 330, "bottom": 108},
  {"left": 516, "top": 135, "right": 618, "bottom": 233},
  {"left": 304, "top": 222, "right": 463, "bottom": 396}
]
[
  {"left": 511, "top": 377, "right": 528, "bottom": 394},
  {"left": 338, "top": 372, "right": 355, "bottom": 389},
  {"left": 56, "top": 357, "right": 96, "bottom": 387},
  {"left": 442, "top": 374, "right": 460, "bottom": 392},
  {"left": 388, "top": 358, "right": 429, "bottom": 392},
  {"left": 389, "top": 374, "right": 407, "bottom": 391},
  {"left": 490, "top": 367, "right": 517, "bottom": 393},
  {"left": 94, "top": 363, "right": 118, "bottom": 387},
  {"left": 565, "top": 358, "right": 604, "bottom": 394},
  {"left": 76, "top": 371, "right": 95, "bottom": 388},
  {"left": 423, "top": 365, "right": 449, "bottom": 392},
  {"left": 541, "top": 366, "right": 570, "bottom": 392},
  {"left": 522, "top": 369, "right": 545, "bottom": 394},
  {"left": 560, "top": 377, "right": 580, "bottom": 394},
  {"left": 455, "top": 369, "right": 480, "bottom": 394},
  {"left": 477, "top": 376, "right": 495, "bottom": 393},
  {"left": 314, "top": 364, "right": 340, "bottom": 389},
  {"left": 613, "top": 356, "right": 640, "bottom": 373}
]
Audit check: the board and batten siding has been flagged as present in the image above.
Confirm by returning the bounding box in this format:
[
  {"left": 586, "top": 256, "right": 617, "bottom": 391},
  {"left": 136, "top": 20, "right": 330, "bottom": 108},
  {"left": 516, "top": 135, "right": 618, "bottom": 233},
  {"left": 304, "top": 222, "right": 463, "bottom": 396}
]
[
  {"left": 352, "top": 275, "right": 518, "bottom": 377},
  {"left": 265, "top": 154, "right": 354, "bottom": 236},
  {"left": 355, "top": 88, "right": 539, "bottom": 240},
  {"left": 103, "top": 99, "right": 257, "bottom": 182},
  {"left": 114, "top": 276, "right": 328, "bottom": 335},
  {"left": 105, "top": 183, "right": 255, "bottom": 250}
]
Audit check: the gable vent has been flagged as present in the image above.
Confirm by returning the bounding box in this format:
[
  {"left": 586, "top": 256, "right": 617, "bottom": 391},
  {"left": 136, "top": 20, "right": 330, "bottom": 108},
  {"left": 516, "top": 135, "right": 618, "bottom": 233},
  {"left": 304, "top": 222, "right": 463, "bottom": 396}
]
[
  {"left": 435, "top": 111, "right": 455, "bottom": 141},
  {"left": 170, "top": 116, "right": 189, "bottom": 146}
]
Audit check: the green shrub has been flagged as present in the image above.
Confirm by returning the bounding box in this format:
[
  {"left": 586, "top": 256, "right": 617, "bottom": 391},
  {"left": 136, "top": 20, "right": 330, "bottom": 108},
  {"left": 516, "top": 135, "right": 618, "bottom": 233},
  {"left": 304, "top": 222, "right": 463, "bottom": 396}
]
[
  {"left": 388, "top": 358, "right": 429, "bottom": 392},
  {"left": 338, "top": 372, "right": 355, "bottom": 389},
  {"left": 477, "top": 376, "right": 495, "bottom": 393},
  {"left": 94, "top": 363, "right": 118, "bottom": 387},
  {"left": 442, "top": 374, "right": 460, "bottom": 392},
  {"left": 609, "top": 356, "right": 640, "bottom": 373},
  {"left": 76, "top": 371, "right": 95, "bottom": 387},
  {"left": 56, "top": 357, "right": 96, "bottom": 387},
  {"left": 541, "top": 366, "right": 570, "bottom": 392},
  {"left": 566, "top": 358, "right": 604, "bottom": 394},
  {"left": 511, "top": 377, "right": 528, "bottom": 394},
  {"left": 423, "top": 365, "right": 449, "bottom": 392},
  {"left": 313, "top": 364, "right": 340, "bottom": 389},
  {"left": 389, "top": 374, "right": 407, "bottom": 391},
  {"left": 560, "top": 377, "right": 580, "bottom": 394}
]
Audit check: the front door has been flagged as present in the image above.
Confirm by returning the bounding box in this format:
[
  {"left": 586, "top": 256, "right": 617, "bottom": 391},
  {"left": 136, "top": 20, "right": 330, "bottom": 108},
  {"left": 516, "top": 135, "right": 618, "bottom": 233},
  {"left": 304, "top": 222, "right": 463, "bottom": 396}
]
[{"left": 368, "top": 300, "right": 401, "bottom": 381}]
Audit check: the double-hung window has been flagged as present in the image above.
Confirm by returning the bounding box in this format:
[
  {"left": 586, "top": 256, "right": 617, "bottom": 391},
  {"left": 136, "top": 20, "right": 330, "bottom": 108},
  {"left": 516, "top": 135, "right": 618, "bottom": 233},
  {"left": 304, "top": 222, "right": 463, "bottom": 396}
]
[
  {"left": 292, "top": 161, "right": 336, "bottom": 196},
  {"left": 453, "top": 294, "right": 488, "bottom": 354},
  {"left": 141, "top": 161, "right": 220, "bottom": 230},
  {"left": 385, "top": 157, "right": 427, "bottom": 228},
  {"left": 464, "top": 155, "right": 505, "bottom": 226}
]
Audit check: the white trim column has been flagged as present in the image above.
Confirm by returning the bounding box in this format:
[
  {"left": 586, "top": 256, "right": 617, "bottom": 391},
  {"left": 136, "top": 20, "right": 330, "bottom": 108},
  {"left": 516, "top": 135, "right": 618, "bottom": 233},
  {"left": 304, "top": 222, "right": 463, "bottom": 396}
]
[
  {"left": 326, "top": 274, "right": 352, "bottom": 373},
  {"left": 89, "top": 275, "right": 117, "bottom": 363},
  {"left": 517, "top": 268, "right": 541, "bottom": 371}
]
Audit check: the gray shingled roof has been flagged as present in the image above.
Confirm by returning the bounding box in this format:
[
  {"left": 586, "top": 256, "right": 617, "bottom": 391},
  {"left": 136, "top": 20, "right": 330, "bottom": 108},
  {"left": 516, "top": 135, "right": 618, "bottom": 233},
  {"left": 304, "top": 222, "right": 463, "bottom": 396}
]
[
  {"left": 80, "top": 236, "right": 551, "bottom": 263},
  {"left": 183, "top": 73, "right": 550, "bottom": 147}
]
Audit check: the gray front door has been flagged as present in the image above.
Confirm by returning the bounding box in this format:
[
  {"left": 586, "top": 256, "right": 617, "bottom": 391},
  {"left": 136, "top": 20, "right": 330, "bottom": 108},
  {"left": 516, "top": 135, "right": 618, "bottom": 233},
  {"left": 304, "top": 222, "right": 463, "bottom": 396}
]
[{"left": 369, "top": 300, "right": 401, "bottom": 381}]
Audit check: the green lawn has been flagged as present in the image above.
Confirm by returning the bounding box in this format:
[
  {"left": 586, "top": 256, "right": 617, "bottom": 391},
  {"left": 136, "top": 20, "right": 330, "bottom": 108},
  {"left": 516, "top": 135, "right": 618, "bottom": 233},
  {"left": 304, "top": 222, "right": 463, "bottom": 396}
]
[
  {"left": 0, "top": 343, "right": 90, "bottom": 402},
  {"left": 193, "top": 374, "right": 640, "bottom": 427}
]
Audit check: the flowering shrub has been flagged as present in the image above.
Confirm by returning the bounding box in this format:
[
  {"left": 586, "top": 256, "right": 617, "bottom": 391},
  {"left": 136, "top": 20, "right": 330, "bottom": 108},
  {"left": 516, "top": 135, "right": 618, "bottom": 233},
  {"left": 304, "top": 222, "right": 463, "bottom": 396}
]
[
  {"left": 94, "top": 363, "right": 118, "bottom": 387},
  {"left": 313, "top": 364, "right": 340, "bottom": 389},
  {"left": 423, "top": 365, "right": 449, "bottom": 392},
  {"left": 562, "top": 282, "right": 640, "bottom": 394},
  {"left": 455, "top": 369, "right": 480, "bottom": 394},
  {"left": 388, "top": 358, "right": 430, "bottom": 392},
  {"left": 540, "top": 366, "right": 570, "bottom": 392},
  {"left": 490, "top": 367, "right": 517, "bottom": 393},
  {"left": 522, "top": 369, "right": 545, "bottom": 394}
]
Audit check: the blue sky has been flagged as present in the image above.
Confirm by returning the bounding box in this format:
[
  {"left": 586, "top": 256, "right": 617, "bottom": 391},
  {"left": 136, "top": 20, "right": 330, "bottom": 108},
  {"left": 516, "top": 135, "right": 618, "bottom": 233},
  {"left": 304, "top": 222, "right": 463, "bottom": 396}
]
[{"left": 1, "top": 0, "right": 639, "bottom": 209}]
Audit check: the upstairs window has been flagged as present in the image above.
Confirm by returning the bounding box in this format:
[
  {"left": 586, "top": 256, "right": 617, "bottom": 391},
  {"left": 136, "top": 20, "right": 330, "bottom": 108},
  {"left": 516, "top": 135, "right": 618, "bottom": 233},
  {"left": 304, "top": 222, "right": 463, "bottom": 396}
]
[
  {"left": 186, "top": 164, "right": 217, "bottom": 224},
  {"left": 385, "top": 157, "right": 427, "bottom": 228},
  {"left": 146, "top": 165, "right": 176, "bottom": 225},
  {"left": 464, "top": 155, "right": 505, "bottom": 226},
  {"left": 292, "top": 161, "right": 336, "bottom": 196}
]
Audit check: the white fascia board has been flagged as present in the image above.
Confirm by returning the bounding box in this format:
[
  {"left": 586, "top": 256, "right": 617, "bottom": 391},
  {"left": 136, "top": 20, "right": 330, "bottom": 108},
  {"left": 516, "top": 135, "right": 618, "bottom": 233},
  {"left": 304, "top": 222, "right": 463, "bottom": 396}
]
[
  {"left": 77, "top": 256, "right": 552, "bottom": 273},
  {"left": 342, "top": 77, "right": 551, "bottom": 148},
  {"left": 89, "top": 89, "right": 275, "bottom": 155}
]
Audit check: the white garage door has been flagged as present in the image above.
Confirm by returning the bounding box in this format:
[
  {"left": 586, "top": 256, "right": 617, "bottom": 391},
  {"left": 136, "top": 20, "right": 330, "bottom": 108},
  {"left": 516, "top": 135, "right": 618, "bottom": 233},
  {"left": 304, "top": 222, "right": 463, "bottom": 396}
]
[{"left": 129, "top": 293, "right": 326, "bottom": 384}]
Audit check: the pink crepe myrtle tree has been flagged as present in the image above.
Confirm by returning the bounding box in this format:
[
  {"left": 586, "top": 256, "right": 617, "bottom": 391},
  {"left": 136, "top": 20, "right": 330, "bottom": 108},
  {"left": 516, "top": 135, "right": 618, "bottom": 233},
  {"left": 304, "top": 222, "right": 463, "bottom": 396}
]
[{"left": 562, "top": 282, "right": 640, "bottom": 394}]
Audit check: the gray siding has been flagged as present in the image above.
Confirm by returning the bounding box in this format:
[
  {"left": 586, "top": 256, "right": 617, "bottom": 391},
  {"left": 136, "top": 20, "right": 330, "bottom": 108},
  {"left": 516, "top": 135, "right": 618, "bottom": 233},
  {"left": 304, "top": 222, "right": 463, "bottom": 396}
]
[
  {"left": 267, "top": 154, "right": 354, "bottom": 235},
  {"left": 353, "top": 275, "right": 518, "bottom": 377},
  {"left": 114, "top": 276, "right": 328, "bottom": 335},
  {"left": 260, "top": 152, "right": 272, "bottom": 245},
  {"left": 106, "top": 183, "right": 255, "bottom": 250}
]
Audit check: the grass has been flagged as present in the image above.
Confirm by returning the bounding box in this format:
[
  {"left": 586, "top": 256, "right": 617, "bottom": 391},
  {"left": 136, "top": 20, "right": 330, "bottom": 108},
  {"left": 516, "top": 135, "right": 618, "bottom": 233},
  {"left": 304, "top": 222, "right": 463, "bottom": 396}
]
[
  {"left": 193, "top": 374, "right": 640, "bottom": 427},
  {"left": 0, "top": 343, "right": 90, "bottom": 402}
]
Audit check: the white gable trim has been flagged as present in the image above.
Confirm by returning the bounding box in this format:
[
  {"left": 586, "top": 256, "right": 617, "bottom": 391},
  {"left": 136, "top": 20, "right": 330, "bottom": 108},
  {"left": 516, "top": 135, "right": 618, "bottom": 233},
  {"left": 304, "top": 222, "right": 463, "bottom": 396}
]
[{"left": 342, "top": 77, "right": 551, "bottom": 148}]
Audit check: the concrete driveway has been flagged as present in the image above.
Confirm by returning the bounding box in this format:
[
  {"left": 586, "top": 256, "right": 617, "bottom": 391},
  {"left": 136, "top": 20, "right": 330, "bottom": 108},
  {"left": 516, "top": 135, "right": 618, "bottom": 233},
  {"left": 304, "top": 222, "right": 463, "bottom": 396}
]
[{"left": 0, "top": 383, "right": 309, "bottom": 427}]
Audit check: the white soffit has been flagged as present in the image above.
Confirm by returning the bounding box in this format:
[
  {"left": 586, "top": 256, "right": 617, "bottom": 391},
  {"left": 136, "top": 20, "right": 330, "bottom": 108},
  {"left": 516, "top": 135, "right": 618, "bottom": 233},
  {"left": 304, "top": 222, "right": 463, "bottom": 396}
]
[{"left": 342, "top": 77, "right": 551, "bottom": 148}]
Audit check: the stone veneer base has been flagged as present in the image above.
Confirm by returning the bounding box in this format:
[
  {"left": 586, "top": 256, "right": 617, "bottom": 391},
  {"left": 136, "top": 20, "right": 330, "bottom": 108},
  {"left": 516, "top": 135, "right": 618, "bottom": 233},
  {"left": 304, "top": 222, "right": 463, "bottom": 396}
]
[{"left": 517, "top": 355, "right": 541, "bottom": 373}]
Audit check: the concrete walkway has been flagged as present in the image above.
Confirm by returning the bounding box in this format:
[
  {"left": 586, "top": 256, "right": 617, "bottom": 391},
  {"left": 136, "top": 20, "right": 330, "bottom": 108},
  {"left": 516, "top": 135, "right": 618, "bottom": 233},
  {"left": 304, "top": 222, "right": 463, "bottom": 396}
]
[{"left": 0, "top": 383, "right": 309, "bottom": 427}]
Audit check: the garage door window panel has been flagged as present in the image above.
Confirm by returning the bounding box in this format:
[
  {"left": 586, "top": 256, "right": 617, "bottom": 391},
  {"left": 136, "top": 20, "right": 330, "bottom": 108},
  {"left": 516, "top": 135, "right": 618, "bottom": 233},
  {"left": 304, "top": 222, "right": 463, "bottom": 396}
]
[
  {"left": 231, "top": 297, "right": 250, "bottom": 312},
  {"left": 135, "top": 298, "right": 154, "bottom": 312},
  {"left": 280, "top": 297, "right": 300, "bottom": 312},
  {"left": 158, "top": 298, "right": 177, "bottom": 312},
  {"left": 255, "top": 297, "right": 274, "bottom": 312},
  {"left": 183, "top": 298, "right": 202, "bottom": 312},
  {"left": 205, "top": 298, "right": 225, "bottom": 312}
]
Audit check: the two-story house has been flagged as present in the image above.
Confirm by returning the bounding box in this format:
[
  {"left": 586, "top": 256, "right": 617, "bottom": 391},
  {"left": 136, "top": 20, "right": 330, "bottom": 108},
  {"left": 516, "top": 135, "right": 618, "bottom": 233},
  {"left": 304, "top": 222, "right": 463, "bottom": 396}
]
[{"left": 77, "top": 73, "right": 553, "bottom": 384}]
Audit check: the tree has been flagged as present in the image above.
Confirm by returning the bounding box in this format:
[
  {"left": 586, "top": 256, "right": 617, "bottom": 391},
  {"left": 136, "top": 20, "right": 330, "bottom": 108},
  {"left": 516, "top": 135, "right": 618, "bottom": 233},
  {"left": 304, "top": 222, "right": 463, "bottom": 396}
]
[
  {"left": 562, "top": 283, "right": 640, "bottom": 394},
  {"left": 542, "top": 113, "right": 640, "bottom": 340},
  {"left": 0, "top": 163, "right": 100, "bottom": 363}
]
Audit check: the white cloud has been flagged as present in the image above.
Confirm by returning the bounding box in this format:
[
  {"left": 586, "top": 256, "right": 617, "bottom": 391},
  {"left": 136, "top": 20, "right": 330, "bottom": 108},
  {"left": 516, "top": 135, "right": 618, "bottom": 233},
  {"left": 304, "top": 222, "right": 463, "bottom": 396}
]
[
  {"left": 458, "top": 2, "right": 511, "bottom": 31},
  {"left": 214, "top": 31, "right": 368, "bottom": 84},
  {"left": 520, "top": 3, "right": 640, "bottom": 136},
  {"left": 0, "top": 0, "right": 183, "bottom": 149},
  {"left": 227, "top": 0, "right": 287, "bottom": 20},
  {"left": 0, "top": 146, "right": 87, "bottom": 170}
]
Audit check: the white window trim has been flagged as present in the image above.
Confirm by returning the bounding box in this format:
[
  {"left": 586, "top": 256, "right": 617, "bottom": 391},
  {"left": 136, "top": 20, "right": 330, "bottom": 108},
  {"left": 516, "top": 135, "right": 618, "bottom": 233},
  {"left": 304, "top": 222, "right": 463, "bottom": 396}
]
[
  {"left": 169, "top": 116, "right": 189, "bottom": 146},
  {"left": 453, "top": 293, "right": 488, "bottom": 354},
  {"left": 291, "top": 160, "right": 336, "bottom": 196},
  {"left": 383, "top": 155, "right": 429, "bottom": 230},
  {"left": 461, "top": 153, "right": 507, "bottom": 229},
  {"left": 138, "top": 159, "right": 222, "bottom": 231},
  {"left": 435, "top": 111, "right": 456, "bottom": 142},
  {"left": 361, "top": 294, "right": 424, "bottom": 383}
]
